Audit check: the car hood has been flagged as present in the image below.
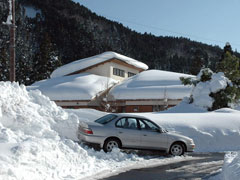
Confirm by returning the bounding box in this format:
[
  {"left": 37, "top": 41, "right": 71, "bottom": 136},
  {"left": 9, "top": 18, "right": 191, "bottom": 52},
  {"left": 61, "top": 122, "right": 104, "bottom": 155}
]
[{"left": 166, "top": 132, "right": 193, "bottom": 142}]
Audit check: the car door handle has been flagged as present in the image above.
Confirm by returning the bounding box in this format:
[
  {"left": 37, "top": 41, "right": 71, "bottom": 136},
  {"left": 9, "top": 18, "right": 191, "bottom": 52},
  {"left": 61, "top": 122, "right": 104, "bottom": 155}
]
[
  {"left": 143, "top": 134, "right": 147, "bottom": 136},
  {"left": 119, "top": 131, "right": 123, "bottom": 134}
]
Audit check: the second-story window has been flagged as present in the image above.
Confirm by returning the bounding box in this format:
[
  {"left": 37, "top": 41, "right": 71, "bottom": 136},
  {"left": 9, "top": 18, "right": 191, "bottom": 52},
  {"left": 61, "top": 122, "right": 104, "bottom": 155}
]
[
  {"left": 128, "top": 72, "right": 136, "bottom": 77},
  {"left": 113, "top": 68, "right": 125, "bottom": 77}
]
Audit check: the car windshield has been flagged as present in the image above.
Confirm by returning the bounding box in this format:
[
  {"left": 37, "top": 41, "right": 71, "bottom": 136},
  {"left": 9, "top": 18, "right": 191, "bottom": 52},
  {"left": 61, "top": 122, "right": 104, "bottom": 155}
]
[{"left": 95, "top": 114, "right": 117, "bottom": 124}]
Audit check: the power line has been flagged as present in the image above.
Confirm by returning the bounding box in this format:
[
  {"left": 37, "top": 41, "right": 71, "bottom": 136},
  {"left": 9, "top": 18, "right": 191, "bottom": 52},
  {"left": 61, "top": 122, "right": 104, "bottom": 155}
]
[{"left": 100, "top": 13, "right": 240, "bottom": 48}]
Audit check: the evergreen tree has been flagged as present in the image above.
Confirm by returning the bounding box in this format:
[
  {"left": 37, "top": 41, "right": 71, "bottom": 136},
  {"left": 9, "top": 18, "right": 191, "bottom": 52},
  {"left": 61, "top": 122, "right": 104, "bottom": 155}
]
[
  {"left": 223, "top": 42, "right": 233, "bottom": 55},
  {"left": 16, "top": 55, "right": 33, "bottom": 85},
  {"left": 190, "top": 56, "right": 204, "bottom": 75},
  {"left": 181, "top": 43, "right": 240, "bottom": 110},
  {"left": 215, "top": 43, "right": 240, "bottom": 107},
  {"left": 32, "top": 33, "right": 62, "bottom": 81},
  {"left": 0, "top": 48, "right": 9, "bottom": 81},
  {"left": 217, "top": 43, "right": 240, "bottom": 85}
]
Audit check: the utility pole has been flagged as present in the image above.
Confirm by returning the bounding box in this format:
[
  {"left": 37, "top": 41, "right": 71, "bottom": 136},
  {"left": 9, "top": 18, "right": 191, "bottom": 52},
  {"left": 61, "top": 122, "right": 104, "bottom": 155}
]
[{"left": 9, "top": 0, "right": 16, "bottom": 82}]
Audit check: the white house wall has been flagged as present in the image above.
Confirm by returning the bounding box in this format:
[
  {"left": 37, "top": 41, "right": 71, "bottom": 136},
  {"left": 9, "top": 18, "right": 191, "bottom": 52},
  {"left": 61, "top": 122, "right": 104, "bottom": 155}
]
[
  {"left": 84, "top": 61, "right": 141, "bottom": 81},
  {"left": 109, "top": 61, "right": 140, "bottom": 81},
  {"left": 85, "top": 63, "right": 111, "bottom": 78}
]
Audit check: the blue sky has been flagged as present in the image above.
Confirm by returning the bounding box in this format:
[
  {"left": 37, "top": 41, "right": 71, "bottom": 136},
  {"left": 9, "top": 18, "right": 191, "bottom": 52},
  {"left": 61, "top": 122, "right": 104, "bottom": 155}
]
[{"left": 75, "top": 0, "right": 240, "bottom": 51}]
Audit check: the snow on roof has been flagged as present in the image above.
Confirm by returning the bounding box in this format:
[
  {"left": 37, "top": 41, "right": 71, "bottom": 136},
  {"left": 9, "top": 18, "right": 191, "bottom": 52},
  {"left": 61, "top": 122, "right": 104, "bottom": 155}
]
[
  {"left": 109, "top": 70, "right": 195, "bottom": 100},
  {"left": 28, "top": 73, "right": 118, "bottom": 100},
  {"left": 50, "top": 51, "right": 148, "bottom": 78}
]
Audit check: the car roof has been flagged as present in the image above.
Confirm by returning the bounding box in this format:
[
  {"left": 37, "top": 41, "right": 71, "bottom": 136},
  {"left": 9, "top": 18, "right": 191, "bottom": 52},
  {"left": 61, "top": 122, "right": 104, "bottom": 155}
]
[{"left": 113, "top": 113, "right": 150, "bottom": 120}]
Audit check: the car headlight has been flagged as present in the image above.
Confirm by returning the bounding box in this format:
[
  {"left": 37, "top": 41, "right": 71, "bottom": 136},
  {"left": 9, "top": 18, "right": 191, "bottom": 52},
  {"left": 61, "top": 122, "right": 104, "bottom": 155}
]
[{"left": 189, "top": 139, "right": 194, "bottom": 144}]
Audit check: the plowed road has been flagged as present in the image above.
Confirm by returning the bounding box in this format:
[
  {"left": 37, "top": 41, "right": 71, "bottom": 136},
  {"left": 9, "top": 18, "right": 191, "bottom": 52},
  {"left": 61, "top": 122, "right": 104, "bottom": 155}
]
[{"left": 102, "top": 153, "right": 224, "bottom": 180}]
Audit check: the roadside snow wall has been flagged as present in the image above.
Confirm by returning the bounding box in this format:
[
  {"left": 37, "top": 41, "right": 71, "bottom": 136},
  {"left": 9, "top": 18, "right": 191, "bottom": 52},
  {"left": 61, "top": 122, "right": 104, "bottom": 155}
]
[
  {"left": 0, "top": 82, "right": 144, "bottom": 180},
  {"left": 222, "top": 151, "right": 240, "bottom": 180}
]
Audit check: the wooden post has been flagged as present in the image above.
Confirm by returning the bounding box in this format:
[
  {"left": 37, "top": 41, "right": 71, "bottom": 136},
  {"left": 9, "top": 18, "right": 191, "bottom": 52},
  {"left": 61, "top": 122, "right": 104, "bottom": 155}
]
[{"left": 9, "top": 0, "right": 16, "bottom": 82}]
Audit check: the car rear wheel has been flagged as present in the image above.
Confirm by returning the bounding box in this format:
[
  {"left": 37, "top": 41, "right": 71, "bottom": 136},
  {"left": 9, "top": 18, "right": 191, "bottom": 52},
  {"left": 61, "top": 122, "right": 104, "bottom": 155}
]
[
  {"left": 169, "top": 142, "right": 185, "bottom": 156},
  {"left": 103, "top": 138, "right": 121, "bottom": 152}
]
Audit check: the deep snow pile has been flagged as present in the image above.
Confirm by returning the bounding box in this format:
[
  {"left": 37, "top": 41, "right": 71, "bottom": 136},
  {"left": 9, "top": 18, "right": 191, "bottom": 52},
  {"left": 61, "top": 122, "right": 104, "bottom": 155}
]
[
  {"left": 221, "top": 151, "right": 240, "bottom": 180},
  {"left": 0, "top": 82, "right": 193, "bottom": 180},
  {"left": 1, "top": 81, "right": 240, "bottom": 179},
  {"left": 143, "top": 102, "right": 240, "bottom": 152}
]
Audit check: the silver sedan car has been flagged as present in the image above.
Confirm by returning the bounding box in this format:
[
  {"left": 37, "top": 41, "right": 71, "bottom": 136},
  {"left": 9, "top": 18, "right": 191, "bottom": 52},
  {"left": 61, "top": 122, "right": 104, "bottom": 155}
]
[{"left": 77, "top": 114, "right": 195, "bottom": 156}]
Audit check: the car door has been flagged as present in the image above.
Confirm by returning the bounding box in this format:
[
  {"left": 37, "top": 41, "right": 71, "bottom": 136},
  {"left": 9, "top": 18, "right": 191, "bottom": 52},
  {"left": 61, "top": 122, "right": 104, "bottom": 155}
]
[
  {"left": 115, "top": 117, "right": 141, "bottom": 148},
  {"left": 139, "top": 119, "right": 169, "bottom": 150}
]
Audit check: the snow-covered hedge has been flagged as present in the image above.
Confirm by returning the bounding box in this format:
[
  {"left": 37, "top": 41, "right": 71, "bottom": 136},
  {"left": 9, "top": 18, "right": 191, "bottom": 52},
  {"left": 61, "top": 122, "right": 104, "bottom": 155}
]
[
  {"left": 182, "top": 68, "right": 236, "bottom": 110},
  {"left": 192, "top": 70, "right": 231, "bottom": 109}
]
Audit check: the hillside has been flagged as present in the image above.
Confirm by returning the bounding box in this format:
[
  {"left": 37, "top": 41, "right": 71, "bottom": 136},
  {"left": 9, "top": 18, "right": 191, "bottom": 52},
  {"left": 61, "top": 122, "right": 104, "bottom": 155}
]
[{"left": 0, "top": 0, "right": 233, "bottom": 84}]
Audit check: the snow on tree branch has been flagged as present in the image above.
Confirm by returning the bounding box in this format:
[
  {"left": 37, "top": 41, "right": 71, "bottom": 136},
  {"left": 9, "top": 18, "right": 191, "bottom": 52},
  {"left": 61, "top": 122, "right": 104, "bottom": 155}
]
[{"left": 3, "top": 0, "right": 12, "bottom": 25}]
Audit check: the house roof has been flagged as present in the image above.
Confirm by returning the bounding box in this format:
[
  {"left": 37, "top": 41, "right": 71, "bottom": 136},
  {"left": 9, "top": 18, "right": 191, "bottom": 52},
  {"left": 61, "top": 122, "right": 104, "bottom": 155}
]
[
  {"left": 50, "top": 51, "right": 149, "bottom": 78},
  {"left": 28, "top": 73, "right": 118, "bottom": 101},
  {"left": 109, "top": 70, "right": 195, "bottom": 100}
]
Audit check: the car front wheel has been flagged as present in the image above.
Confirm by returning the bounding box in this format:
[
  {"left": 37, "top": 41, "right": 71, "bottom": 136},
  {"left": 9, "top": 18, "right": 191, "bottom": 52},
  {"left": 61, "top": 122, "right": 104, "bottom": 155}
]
[
  {"left": 169, "top": 142, "right": 185, "bottom": 156},
  {"left": 103, "top": 138, "right": 121, "bottom": 152}
]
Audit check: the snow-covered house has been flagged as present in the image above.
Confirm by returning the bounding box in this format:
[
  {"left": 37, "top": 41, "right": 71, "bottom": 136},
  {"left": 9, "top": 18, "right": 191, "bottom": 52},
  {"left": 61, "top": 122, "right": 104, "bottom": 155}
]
[
  {"left": 29, "top": 73, "right": 118, "bottom": 109},
  {"left": 50, "top": 51, "right": 148, "bottom": 81},
  {"left": 29, "top": 52, "right": 194, "bottom": 112},
  {"left": 107, "top": 70, "right": 194, "bottom": 112},
  {"left": 29, "top": 52, "right": 148, "bottom": 110}
]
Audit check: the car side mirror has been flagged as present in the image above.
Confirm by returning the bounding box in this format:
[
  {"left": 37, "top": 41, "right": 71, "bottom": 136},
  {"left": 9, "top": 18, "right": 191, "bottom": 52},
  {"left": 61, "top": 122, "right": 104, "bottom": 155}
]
[{"left": 156, "top": 129, "right": 162, "bottom": 133}]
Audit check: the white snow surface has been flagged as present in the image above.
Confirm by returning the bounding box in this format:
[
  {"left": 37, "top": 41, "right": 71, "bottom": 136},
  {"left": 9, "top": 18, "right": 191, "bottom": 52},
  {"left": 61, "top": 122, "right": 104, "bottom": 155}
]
[
  {"left": 141, "top": 106, "right": 240, "bottom": 152},
  {"left": 222, "top": 151, "right": 240, "bottom": 180},
  {"left": 109, "top": 70, "right": 194, "bottom": 100},
  {"left": 192, "top": 71, "right": 231, "bottom": 109},
  {"left": 28, "top": 73, "right": 118, "bottom": 100},
  {"left": 50, "top": 51, "right": 149, "bottom": 78},
  {"left": 0, "top": 81, "right": 196, "bottom": 180},
  {"left": 1, "top": 81, "right": 240, "bottom": 180}
]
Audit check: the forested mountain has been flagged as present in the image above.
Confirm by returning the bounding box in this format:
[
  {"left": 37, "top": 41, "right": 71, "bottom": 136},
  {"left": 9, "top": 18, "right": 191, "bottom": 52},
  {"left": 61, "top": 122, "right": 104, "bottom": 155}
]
[{"left": 0, "top": 0, "right": 237, "bottom": 85}]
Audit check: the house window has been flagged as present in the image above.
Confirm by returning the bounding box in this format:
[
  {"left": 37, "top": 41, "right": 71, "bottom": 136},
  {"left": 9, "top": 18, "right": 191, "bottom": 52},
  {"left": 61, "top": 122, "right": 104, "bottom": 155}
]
[
  {"left": 153, "top": 105, "right": 165, "bottom": 112},
  {"left": 133, "top": 106, "right": 139, "bottom": 112},
  {"left": 113, "top": 68, "right": 125, "bottom": 77},
  {"left": 128, "top": 72, "right": 136, "bottom": 77}
]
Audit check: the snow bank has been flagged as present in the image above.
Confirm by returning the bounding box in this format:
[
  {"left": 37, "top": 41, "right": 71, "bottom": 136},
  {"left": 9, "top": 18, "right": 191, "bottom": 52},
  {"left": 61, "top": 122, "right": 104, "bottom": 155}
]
[
  {"left": 222, "top": 152, "right": 240, "bottom": 180},
  {"left": 28, "top": 73, "right": 118, "bottom": 100},
  {"left": 51, "top": 51, "right": 148, "bottom": 78},
  {"left": 0, "top": 81, "right": 194, "bottom": 180},
  {"left": 2, "top": 80, "right": 240, "bottom": 179},
  {"left": 109, "top": 70, "right": 194, "bottom": 100},
  {"left": 137, "top": 101, "right": 240, "bottom": 152}
]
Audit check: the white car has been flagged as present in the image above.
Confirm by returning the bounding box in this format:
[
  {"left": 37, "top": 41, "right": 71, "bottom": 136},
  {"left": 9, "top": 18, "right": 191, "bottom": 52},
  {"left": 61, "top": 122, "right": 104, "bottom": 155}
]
[{"left": 77, "top": 114, "right": 195, "bottom": 156}]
